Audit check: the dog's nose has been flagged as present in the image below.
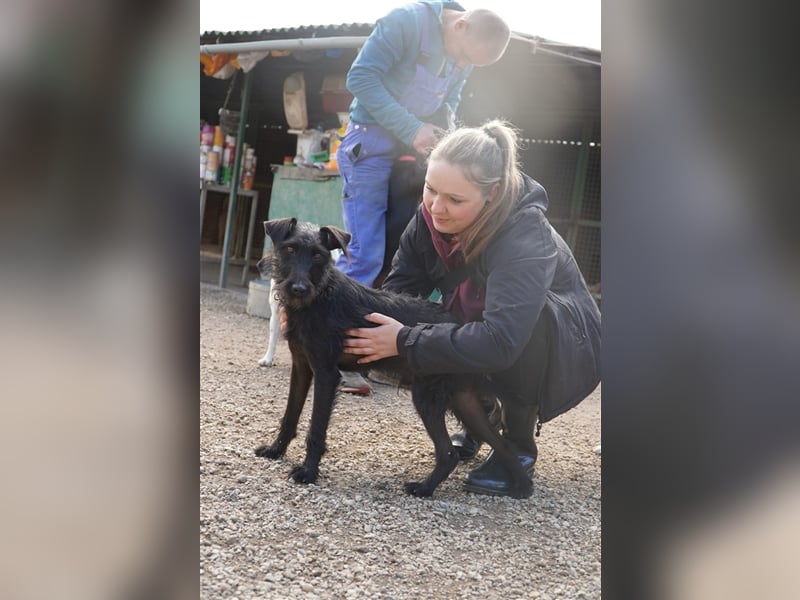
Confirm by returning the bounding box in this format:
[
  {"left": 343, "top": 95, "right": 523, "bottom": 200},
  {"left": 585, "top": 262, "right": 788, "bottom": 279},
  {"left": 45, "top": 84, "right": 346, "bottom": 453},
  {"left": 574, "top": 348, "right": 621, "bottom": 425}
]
[{"left": 290, "top": 282, "right": 309, "bottom": 296}]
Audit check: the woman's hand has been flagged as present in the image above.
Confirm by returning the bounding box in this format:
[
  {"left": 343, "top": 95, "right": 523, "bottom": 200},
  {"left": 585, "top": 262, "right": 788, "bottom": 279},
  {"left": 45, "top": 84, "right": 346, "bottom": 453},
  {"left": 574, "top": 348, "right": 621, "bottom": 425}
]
[
  {"left": 279, "top": 307, "right": 287, "bottom": 334},
  {"left": 344, "top": 313, "right": 404, "bottom": 363}
]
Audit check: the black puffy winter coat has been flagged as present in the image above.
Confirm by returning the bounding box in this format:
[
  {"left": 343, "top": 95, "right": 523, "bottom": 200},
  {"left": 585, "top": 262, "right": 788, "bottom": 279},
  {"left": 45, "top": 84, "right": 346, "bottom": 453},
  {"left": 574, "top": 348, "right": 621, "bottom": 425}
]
[{"left": 383, "top": 174, "right": 601, "bottom": 422}]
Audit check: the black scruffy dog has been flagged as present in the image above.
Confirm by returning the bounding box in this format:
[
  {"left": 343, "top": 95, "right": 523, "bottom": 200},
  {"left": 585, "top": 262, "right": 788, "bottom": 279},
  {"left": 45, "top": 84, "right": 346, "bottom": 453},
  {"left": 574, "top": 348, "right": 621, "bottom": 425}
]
[{"left": 254, "top": 217, "right": 532, "bottom": 498}]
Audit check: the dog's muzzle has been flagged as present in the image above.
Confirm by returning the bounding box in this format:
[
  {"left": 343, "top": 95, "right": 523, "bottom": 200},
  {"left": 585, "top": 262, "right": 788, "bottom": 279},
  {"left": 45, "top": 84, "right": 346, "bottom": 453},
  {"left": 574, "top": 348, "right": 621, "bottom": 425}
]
[{"left": 289, "top": 281, "right": 310, "bottom": 297}]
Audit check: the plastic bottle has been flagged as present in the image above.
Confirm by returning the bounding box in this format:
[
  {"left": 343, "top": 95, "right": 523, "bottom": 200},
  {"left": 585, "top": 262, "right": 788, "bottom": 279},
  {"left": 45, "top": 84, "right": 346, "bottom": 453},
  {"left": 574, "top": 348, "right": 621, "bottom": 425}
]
[
  {"left": 221, "top": 135, "right": 236, "bottom": 186},
  {"left": 327, "top": 125, "right": 344, "bottom": 171},
  {"left": 308, "top": 125, "right": 326, "bottom": 163},
  {"left": 241, "top": 148, "right": 255, "bottom": 190},
  {"left": 200, "top": 144, "right": 209, "bottom": 180},
  {"left": 201, "top": 124, "right": 214, "bottom": 147},
  {"left": 204, "top": 150, "right": 220, "bottom": 182}
]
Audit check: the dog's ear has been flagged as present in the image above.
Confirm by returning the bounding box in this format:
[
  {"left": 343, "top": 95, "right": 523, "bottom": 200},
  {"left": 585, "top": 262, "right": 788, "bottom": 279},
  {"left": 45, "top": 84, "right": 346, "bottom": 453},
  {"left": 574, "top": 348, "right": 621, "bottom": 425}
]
[
  {"left": 319, "top": 225, "right": 351, "bottom": 258},
  {"left": 264, "top": 218, "right": 297, "bottom": 243}
]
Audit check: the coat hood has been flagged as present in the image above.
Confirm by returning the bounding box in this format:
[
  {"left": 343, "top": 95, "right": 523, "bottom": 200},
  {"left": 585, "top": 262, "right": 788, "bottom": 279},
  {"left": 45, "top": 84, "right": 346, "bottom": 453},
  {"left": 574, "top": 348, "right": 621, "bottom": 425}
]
[
  {"left": 496, "top": 174, "right": 550, "bottom": 236},
  {"left": 518, "top": 173, "right": 549, "bottom": 212}
]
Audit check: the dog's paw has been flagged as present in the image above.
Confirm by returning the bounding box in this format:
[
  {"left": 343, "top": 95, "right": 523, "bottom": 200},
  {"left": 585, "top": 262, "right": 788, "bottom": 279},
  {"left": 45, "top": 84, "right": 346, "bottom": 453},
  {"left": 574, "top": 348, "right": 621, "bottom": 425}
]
[
  {"left": 289, "top": 465, "right": 318, "bottom": 484},
  {"left": 404, "top": 481, "right": 434, "bottom": 497},
  {"left": 254, "top": 444, "right": 284, "bottom": 459},
  {"left": 257, "top": 357, "right": 274, "bottom": 367},
  {"left": 510, "top": 480, "right": 534, "bottom": 499}
]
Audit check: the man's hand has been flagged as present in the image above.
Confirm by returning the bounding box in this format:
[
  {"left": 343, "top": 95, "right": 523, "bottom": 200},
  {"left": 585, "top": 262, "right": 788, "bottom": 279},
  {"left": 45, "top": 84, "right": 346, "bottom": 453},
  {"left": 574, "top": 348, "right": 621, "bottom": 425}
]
[
  {"left": 343, "top": 313, "right": 404, "bottom": 363},
  {"left": 412, "top": 123, "right": 445, "bottom": 156}
]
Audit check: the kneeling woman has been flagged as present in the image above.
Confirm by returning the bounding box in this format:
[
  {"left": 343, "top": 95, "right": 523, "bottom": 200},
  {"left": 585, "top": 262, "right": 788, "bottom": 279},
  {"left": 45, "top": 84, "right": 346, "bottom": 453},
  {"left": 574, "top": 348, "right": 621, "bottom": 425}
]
[{"left": 344, "top": 120, "right": 601, "bottom": 496}]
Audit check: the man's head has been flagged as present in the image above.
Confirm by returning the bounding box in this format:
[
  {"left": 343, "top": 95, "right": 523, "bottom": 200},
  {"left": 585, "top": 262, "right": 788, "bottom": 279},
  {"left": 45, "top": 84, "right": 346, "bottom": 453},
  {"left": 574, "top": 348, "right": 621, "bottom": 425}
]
[{"left": 444, "top": 8, "right": 510, "bottom": 69}]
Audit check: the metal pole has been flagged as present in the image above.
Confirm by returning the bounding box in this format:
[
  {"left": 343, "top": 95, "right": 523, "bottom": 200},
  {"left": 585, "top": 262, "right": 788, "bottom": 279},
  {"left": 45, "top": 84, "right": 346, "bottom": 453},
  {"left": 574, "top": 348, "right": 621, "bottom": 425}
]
[
  {"left": 219, "top": 69, "right": 253, "bottom": 288},
  {"left": 241, "top": 189, "right": 259, "bottom": 286},
  {"left": 200, "top": 36, "right": 367, "bottom": 55},
  {"left": 566, "top": 119, "right": 594, "bottom": 250},
  {"left": 531, "top": 46, "right": 602, "bottom": 67}
]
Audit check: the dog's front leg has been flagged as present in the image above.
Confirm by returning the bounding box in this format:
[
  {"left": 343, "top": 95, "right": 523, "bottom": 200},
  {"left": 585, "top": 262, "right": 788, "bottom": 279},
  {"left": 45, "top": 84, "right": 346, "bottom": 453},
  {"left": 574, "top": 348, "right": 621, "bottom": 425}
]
[
  {"left": 255, "top": 351, "right": 312, "bottom": 459},
  {"left": 289, "top": 366, "right": 340, "bottom": 484},
  {"left": 258, "top": 279, "right": 281, "bottom": 367}
]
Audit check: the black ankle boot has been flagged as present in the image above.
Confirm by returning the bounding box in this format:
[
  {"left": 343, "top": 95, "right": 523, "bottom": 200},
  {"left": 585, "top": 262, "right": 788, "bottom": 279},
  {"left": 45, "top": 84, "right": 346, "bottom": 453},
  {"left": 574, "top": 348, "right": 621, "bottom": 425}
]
[{"left": 463, "top": 449, "right": 537, "bottom": 497}]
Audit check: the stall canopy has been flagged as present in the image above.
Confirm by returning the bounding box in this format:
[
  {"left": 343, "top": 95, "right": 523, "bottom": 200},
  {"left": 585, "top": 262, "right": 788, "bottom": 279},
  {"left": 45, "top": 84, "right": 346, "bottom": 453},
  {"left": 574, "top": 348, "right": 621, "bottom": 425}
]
[{"left": 200, "top": 23, "right": 601, "bottom": 291}]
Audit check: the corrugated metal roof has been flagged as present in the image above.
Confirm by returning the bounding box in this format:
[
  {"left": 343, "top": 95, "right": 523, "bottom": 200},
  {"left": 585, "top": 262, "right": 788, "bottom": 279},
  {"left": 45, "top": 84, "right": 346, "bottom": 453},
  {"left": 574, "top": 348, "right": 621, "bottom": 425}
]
[
  {"left": 200, "top": 23, "right": 600, "bottom": 64},
  {"left": 201, "top": 23, "right": 375, "bottom": 43}
]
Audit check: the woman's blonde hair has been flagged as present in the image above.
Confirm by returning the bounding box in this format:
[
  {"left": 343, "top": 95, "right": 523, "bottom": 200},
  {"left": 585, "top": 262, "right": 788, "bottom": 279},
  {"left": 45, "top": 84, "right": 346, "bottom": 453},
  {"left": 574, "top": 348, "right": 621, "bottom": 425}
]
[{"left": 429, "top": 119, "right": 522, "bottom": 263}]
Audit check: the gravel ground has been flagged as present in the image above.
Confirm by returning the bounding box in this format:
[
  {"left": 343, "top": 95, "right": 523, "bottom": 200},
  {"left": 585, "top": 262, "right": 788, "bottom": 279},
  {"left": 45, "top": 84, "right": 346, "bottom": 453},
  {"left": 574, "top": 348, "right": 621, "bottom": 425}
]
[{"left": 200, "top": 283, "right": 601, "bottom": 599}]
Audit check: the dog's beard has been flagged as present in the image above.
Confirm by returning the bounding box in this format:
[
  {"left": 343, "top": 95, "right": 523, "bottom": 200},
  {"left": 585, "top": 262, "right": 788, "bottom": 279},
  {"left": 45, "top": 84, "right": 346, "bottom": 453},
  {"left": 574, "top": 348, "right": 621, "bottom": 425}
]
[
  {"left": 277, "top": 285, "right": 312, "bottom": 310},
  {"left": 274, "top": 260, "right": 335, "bottom": 311}
]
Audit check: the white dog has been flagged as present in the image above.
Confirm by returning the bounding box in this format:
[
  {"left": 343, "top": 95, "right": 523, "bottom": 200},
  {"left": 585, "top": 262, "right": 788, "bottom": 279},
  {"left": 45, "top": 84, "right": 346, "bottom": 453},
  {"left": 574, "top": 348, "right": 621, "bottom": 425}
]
[{"left": 257, "top": 278, "right": 282, "bottom": 367}]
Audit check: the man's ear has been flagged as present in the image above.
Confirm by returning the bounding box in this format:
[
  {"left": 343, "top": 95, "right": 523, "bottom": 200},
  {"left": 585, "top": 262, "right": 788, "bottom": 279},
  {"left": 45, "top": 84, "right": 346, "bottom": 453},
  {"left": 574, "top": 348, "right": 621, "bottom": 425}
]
[
  {"left": 454, "top": 16, "right": 469, "bottom": 34},
  {"left": 264, "top": 218, "right": 297, "bottom": 243},
  {"left": 319, "top": 225, "right": 351, "bottom": 259}
]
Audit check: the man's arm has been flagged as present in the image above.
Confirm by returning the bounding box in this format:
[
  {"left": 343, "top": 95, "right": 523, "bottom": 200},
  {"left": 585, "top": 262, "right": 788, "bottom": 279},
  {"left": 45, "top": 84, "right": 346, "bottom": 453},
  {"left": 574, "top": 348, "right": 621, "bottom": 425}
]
[{"left": 345, "top": 8, "right": 424, "bottom": 147}]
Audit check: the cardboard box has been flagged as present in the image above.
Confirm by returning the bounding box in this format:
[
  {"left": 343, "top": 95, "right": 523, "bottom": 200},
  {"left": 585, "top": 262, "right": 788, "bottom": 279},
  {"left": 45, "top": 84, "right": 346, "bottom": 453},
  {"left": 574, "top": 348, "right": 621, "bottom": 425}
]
[{"left": 321, "top": 75, "right": 353, "bottom": 114}]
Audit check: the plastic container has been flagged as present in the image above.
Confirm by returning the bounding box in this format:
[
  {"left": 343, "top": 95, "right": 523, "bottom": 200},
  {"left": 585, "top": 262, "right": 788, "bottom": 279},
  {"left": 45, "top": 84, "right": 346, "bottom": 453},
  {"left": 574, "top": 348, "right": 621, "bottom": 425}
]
[
  {"left": 213, "top": 125, "right": 224, "bottom": 147},
  {"left": 222, "top": 136, "right": 236, "bottom": 167},
  {"left": 241, "top": 148, "right": 256, "bottom": 190},
  {"left": 221, "top": 136, "right": 236, "bottom": 185},
  {"left": 204, "top": 150, "right": 220, "bottom": 182},
  {"left": 200, "top": 144, "right": 209, "bottom": 179},
  {"left": 246, "top": 279, "right": 272, "bottom": 319},
  {"left": 326, "top": 125, "right": 345, "bottom": 172},
  {"left": 201, "top": 124, "right": 214, "bottom": 147},
  {"left": 308, "top": 126, "right": 324, "bottom": 155}
]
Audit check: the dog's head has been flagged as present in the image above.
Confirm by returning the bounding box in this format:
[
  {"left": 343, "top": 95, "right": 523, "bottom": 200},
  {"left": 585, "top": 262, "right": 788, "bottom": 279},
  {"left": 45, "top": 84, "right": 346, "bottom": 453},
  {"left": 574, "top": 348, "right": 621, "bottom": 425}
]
[{"left": 258, "top": 218, "right": 351, "bottom": 308}]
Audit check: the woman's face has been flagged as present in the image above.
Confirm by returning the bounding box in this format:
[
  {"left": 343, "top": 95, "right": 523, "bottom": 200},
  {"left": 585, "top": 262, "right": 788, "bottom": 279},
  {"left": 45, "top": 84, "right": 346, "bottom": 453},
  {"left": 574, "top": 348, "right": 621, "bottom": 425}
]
[{"left": 423, "top": 159, "right": 486, "bottom": 235}]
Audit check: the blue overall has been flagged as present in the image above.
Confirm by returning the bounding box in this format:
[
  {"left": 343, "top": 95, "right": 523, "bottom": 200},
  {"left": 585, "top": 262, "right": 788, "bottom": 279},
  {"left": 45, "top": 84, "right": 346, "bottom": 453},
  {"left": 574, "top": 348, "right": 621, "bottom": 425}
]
[{"left": 335, "top": 3, "right": 464, "bottom": 285}]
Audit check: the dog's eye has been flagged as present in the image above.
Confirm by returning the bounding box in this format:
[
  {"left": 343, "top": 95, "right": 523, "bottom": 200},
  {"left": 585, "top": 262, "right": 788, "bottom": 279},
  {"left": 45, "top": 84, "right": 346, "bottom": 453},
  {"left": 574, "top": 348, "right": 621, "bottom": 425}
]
[
  {"left": 312, "top": 252, "right": 324, "bottom": 262},
  {"left": 285, "top": 245, "right": 296, "bottom": 254}
]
